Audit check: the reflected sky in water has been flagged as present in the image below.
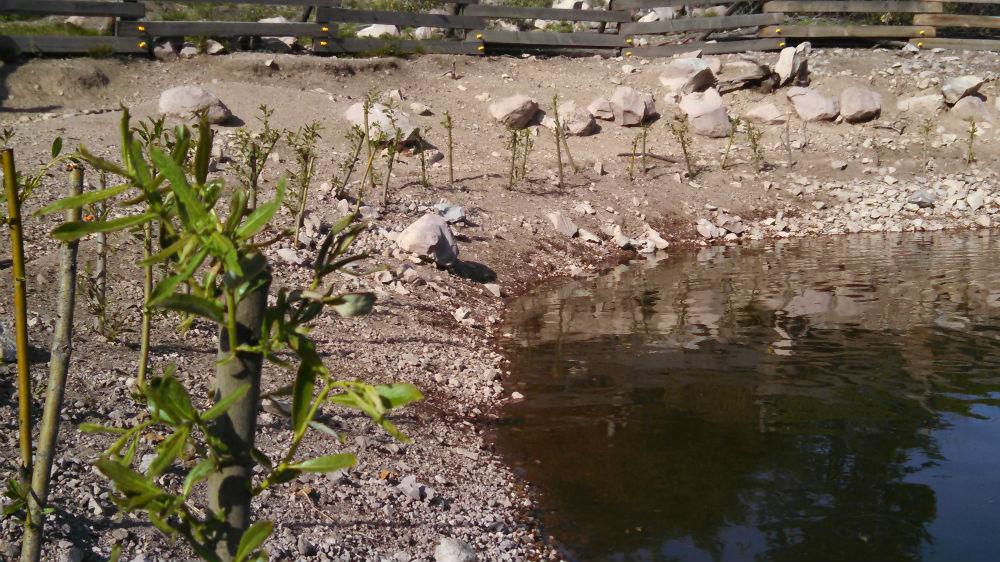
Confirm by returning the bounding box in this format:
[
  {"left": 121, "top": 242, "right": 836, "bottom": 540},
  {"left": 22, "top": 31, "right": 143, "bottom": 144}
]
[{"left": 498, "top": 232, "right": 1000, "bottom": 562}]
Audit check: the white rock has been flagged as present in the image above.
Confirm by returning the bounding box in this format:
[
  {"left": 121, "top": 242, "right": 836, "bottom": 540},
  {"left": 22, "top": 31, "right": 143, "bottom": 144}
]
[
  {"left": 942, "top": 75, "right": 985, "bottom": 105},
  {"left": 205, "top": 39, "right": 226, "bottom": 55},
  {"left": 678, "top": 87, "right": 730, "bottom": 138},
  {"left": 343, "top": 103, "right": 417, "bottom": 142},
  {"left": 976, "top": 215, "right": 991, "bottom": 228},
  {"left": 609, "top": 86, "right": 655, "bottom": 126},
  {"left": 357, "top": 24, "right": 399, "bottom": 38},
  {"left": 786, "top": 87, "right": 838, "bottom": 122},
  {"left": 587, "top": 97, "right": 614, "bottom": 120},
  {"left": 645, "top": 228, "right": 669, "bottom": 250},
  {"left": 968, "top": 191, "right": 985, "bottom": 211},
  {"left": 488, "top": 95, "right": 539, "bottom": 129},
  {"left": 546, "top": 210, "right": 578, "bottom": 238},
  {"left": 560, "top": 100, "right": 597, "bottom": 136},
  {"left": 896, "top": 94, "right": 944, "bottom": 113},
  {"left": 951, "top": 96, "right": 993, "bottom": 123},
  {"left": 158, "top": 85, "right": 232, "bottom": 124},
  {"left": 658, "top": 58, "right": 716, "bottom": 94},
  {"left": 839, "top": 87, "right": 882, "bottom": 123},
  {"left": 258, "top": 17, "right": 297, "bottom": 52},
  {"left": 414, "top": 26, "right": 444, "bottom": 40},
  {"left": 397, "top": 214, "right": 459, "bottom": 266},
  {"left": 774, "top": 42, "right": 809, "bottom": 85},
  {"left": 745, "top": 102, "right": 787, "bottom": 125}
]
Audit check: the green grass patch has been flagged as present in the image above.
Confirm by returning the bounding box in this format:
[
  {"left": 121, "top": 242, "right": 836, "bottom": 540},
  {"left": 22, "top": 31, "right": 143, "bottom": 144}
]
[{"left": 0, "top": 21, "right": 101, "bottom": 37}]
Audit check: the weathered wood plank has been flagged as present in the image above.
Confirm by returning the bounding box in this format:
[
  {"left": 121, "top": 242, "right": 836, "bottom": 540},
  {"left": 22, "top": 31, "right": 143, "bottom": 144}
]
[
  {"left": 463, "top": 5, "right": 630, "bottom": 22},
  {"left": 759, "top": 24, "right": 936, "bottom": 37},
  {"left": 314, "top": 7, "right": 484, "bottom": 28},
  {"left": 118, "top": 21, "right": 327, "bottom": 37},
  {"left": 623, "top": 13, "right": 782, "bottom": 35},
  {"left": 613, "top": 0, "right": 738, "bottom": 9},
  {"left": 909, "top": 37, "right": 1000, "bottom": 50},
  {"left": 628, "top": 37, "right": 783, "bottom": 57},
  {"left": 913, "top": 13, "right": 1000, "bottom": 29},
  {"left": 188, "top": 0, "right": 479, "bottom": 4},
  {"left": 763, "top": 1, "right": 942, "bottom": 13},
  {"left": 317, "top": 37, "right": 483, "bottom": 54},
  {"left": 0, "top": 35, "right": 146, "bottom": 54},
  {"left": 0, "top": 0, "right": 145, "bottom": 17},
  {"left": 480, "top": 29, "right": 630, "bottom": 47}
]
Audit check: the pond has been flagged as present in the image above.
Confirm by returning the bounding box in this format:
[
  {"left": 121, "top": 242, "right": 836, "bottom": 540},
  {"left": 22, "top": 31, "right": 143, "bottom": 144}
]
[{"left": 497, "top": 232, "right": 1000, "bottom": 562}]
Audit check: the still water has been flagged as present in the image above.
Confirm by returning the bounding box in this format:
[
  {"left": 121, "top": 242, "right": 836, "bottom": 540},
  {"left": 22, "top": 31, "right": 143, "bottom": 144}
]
[{"left": 498, "top": 232, "right": 1000, "bottom": 562}]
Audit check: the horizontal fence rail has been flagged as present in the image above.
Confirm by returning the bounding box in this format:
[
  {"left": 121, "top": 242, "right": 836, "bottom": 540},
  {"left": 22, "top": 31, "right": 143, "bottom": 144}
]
[{"left": 0, "top": 0, "right": 996, "bottom": 57}]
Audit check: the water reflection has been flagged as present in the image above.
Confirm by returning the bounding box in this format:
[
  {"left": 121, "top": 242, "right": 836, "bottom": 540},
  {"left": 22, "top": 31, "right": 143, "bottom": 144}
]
[{"left": 498, "top": 232, "right": 1000, "bottom": 562}]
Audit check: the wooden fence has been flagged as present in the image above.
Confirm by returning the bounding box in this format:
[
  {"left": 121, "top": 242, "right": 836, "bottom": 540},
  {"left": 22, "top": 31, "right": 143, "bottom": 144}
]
[{"left": 0, "top": 0, "right": 997, "bottom": 57}]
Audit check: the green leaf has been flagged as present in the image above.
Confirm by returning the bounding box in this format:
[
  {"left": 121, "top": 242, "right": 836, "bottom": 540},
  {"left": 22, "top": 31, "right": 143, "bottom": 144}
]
[
  {"left": 194, "top": 116, "right": 212, "bottom": 186},
  {"left": 149, "top": 148, "right": 207, "bottom": 229},
  {"left": 235, "top": 520, "right": 273, "bottom": 562},
  {"left": 127, "top": 138, "right": 151, "bottom": 185},
  {"left": 308, "top": 420, "right": 341, "bottom": 439},
  {"left": 147, "top": 247, "right": 209, "bottom": 306},
  {"left": 376, "top": 383, "right": 424, "bottom": 409},
  {"left": 235, "top": 179, "right": 285, "bottom": 241},
  {"left": 78, "top": 146, "right": 130, "bottom": 179},
  {"left": 156, "top": 293, "right": 224, "bottom": 324},
  {"left": 201, "top": 384, "right": 250, "bottom": 421},
  {"left": 95, "top": 458, "right": 159, "bottom": 496},
  {"left": 328, "top": 292, "right": 375, "bottom": 318},
  {"left": 140, "top": 234, "right": 191, "bottom": 266},
  {"left": 145, "top": 371, "right": 197, "bottom": 424},
  {"left": 51, "top": 211, "right": 154, "bottom": 242},
  {"left": 291, "top": 361, "right": 317, "bottom": 434},
  {"left": 181, "top": 459, "right": 213, "bottom": 499},
  {"left": 146, "top": 426, "right": 189, "bottom": 478},
  {"left": 51, "top": 137, "right": 62, "bottom": 158},
  {"left": 288, "top": 453, "right": 355, "bottom": 474},
  {"left": 36, "top": 182, "right": 131, "bottom": 216},
  {"left": 79, "top": 422, "right": 128, "bottom": 434}
]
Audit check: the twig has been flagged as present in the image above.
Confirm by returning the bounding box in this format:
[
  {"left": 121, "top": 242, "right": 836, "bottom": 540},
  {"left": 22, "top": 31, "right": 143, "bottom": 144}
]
[{"left": 615, "top": 152, "right": 681, "bottom": 163}]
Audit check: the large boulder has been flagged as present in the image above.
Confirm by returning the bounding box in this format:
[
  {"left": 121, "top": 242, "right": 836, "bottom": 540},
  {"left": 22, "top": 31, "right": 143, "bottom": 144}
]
[
  {"left": 774, "top": 42, "right": 809, "bottom": 86},
  {"left": 745, "top": 102, "right": 787, "bottom": 125},
  {"left": 786, "top": 87, "right": 838, "bottom": 121},
  {"left": 942, "top": 75, "right": 985, "bottom": 105},
  {"left": 896, "top": 94, "right": 944, "bottom": 113},
  {"left": 158, "top": 86, "right": 232, "bottom": 124},
  {"left": 659, "top": 57, "right": 716, "bottom": 95},
  {"left": 560, "top": 100, "right": 598, "bottom": 136},
  {"left": 488, "top": 95, "right": 539, "bottom": 129},
  {"left": 258, "top": 16, "right": 297, "bottom": 52},
  {"left": 587, "top": 97, "right": 614, "bottom": 120},
  {"left": 678, "top": 88, "right": 730, "bottom": 138},
  {"left": 839, "top": 87, "right": 881, "bottom": 123},
  {"left": 357, "top": 24, "right": 399, "bottom": 38},
  {"left": 609, "top": 86, "right": 655, "bottom": 126},
  {"left": 397, "top": 214, "right": 459, "bottom": 266},
  {"left": 951, "top": 96, "right": 993, "bottom": 123},
  {"left": 343, "top": 102, "right": 417, "bottom": 142},
  {"left": 434, "top": 538, "right": 477, "bottom": 562}
]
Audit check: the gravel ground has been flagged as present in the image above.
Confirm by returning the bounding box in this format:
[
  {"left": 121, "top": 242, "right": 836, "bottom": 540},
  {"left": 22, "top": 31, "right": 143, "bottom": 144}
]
[{"left": 0, "top": 46, "right": 998, "bottom": 561}]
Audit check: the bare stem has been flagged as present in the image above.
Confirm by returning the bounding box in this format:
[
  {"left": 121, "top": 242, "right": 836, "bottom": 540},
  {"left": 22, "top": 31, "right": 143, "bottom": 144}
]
[
  {"left": 2, "top": 148, "right": 32, "bottom": 489},
  {"left": 137, "top": 221, "right": 153, "bottom": 390},
  {"left": 20, "top": 166, "right": 82, "bottom": 562}
]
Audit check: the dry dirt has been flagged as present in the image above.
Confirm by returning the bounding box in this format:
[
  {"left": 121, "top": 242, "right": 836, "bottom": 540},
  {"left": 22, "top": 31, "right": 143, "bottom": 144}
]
[{"left": 0, "top": 46, "right": 998, "bottom": 562}]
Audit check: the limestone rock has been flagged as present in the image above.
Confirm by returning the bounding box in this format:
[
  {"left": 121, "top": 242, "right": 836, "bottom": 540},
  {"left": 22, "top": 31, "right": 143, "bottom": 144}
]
[
  {"left": 153, "top": 41, "right": 178, "bottom": 62},
  {"left": 951, "top": 96, "right": 993, "bottom": 123},
  {"left": 942, "top": 75, "right": 985, "bottom": 105},
  {"left": 546, "top": 210, "right": 578, "bottom": 238},
  {"left": 357, "top": 24, "right": 400, "bottom": 38},
  {"left": 786, "top": 87, "right": 838, "bottom": 122},
  {"left": 659, "top": 58, "right": 716, "bottom": 94},
  {"left": 678, "top": 88, "right": 730, "bottom": 138},
  {"left": 397, "top": 214, "right": 459, "bottom": 266},
  {"left": 258, "top": 17, "right": 297, "bottom": 52},
  {"left": 434, "top": 538, "right": 477, "bottom": 562},
  {"left": 158, "top": 85, "right": 231, "bottom": 124},
  {"left": 896, "top": 94, "right": 944, "bottom": 113},
  {"left": 609, "top": 86, "right": 655, "bottom": 126},
  {"left": 839, "top": 87, "right": 881, "bottom": 123},
  {"left": 774, "top": 42, "right": 809, "bottom": 86},
  {"left": 745, "top": 102, "right": 787, "bottom": 125},
  {"left": 414, "top": 26, "right": 444, "bottom": 40},
  {"left": 560, "top": 100, "right": 598, "bottom": 136},
  {"left": 488, "top": 95, "right": 539, "bottom": 129},
  {"left": 343, "top": 103, "right": 417, "bottom": 142},
  {"left": 587, "top": 97, "right": 614, "bottom": 120}
]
